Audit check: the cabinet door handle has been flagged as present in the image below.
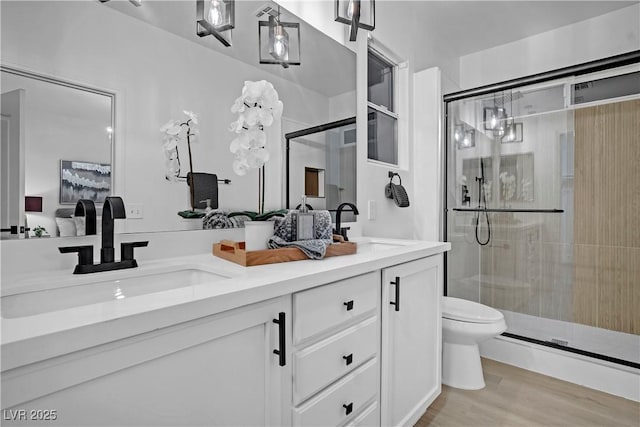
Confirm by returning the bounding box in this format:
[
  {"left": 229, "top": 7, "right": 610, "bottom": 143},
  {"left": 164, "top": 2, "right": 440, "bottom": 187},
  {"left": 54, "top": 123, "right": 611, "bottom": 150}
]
[
  {"left": 342, "top": 353, "right": 353, "bottom": 366},
  {"left": 390, "top": 276, "right": 400, "bottom": 312},
  {"left": 343, "top": 402, "right": 353, "bottom": 416},
  {"left": 343, "top": 300, "right": 354, "bottom": 311},
  {"left": 272, "top": 312, "right": 286, "bottom": 367}
]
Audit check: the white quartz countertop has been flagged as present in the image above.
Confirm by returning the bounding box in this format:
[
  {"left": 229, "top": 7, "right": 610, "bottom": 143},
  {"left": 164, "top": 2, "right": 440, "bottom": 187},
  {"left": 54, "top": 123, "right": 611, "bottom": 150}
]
[{"left": 1, "top": 238, "right": 450, "bottom": 370}]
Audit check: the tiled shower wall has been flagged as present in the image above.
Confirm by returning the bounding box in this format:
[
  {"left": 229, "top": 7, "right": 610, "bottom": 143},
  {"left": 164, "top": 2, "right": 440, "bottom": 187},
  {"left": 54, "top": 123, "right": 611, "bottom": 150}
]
[{"left": 573, "top": 99, "right": 640, "bottom": 335}]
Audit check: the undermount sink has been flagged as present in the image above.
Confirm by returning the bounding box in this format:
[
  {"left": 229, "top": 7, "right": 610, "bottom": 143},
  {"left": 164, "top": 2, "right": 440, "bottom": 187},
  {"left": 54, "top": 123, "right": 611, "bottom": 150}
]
[{"left": 1, "top": 267, "right": 229, "bottom": 319}]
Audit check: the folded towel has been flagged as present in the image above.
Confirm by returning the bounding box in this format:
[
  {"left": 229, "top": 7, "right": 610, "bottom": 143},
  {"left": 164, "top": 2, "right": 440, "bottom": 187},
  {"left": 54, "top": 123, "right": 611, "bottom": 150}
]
[
  {"left": 178, "top": 210, "right": 205, "bottom": 219},
  {"left": 202, "top": 209, "right": 251, "bottom": 229},
  {"left": 268, "top": 235, "right": 332, "bottom": 260},
  {"left": 271, "top": 210, "right": 333, "bottom": 242},
  {"left": 267, "top": 210, "right": 334, "bottom": 259},
  {"left": 202, "top": 209, "right": 287, "bottom": 229}
]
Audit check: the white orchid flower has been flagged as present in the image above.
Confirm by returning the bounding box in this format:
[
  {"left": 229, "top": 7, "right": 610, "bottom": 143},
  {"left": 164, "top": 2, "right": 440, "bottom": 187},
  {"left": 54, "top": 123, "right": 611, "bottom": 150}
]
[
  {"left": 231, "top": 96, "right": 246, "bottom": 113},
  {"left": 183, "top": 110, "right": 199, "bottom": 125},
  {"left": 229, "top": 81, "right": 281, "bottom": 176},
  {"left": 229, "top": 115, "right": 245, "bottom": 133},
  {"left": 232, "top": 157, "right": 250, "bottom": 176},
  {"left": 262, "top": 86, "right": 278, "bottom": 105},
  {"left": 272, "top": 100, "right": 283, "bottom": 118},
  {"left": 244, "top": 107, "right": 260, "bottom": 127},
  {"left": 163, "top": 138, "right": 179, "bottom": 152},
  {"left": 229, "top": 134, "right": 251, "bottom": 153},
  {"left": 247, "top": 129, "right": 266, "bottom": 148},
  {"left": 251, "top": 147, "right": 269, "bottom": 165},
  {"left": 160, "top": 120, "right": 182, "bottom": 135},
  {"left": 244, "top": 80, "right": 267, "bottom": 101}
]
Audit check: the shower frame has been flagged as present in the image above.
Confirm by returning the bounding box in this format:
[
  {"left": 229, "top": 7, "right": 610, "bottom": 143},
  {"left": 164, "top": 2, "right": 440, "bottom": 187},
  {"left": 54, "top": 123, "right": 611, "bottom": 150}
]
[{"left": 441, "top": 50, "right": 640, "bottom": 369}]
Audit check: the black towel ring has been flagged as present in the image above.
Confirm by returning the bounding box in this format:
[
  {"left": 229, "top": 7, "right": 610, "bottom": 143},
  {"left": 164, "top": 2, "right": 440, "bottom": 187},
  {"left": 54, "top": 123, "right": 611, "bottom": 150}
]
[{"left": 388, "top": 171, "right": 402, "bottom": 185}]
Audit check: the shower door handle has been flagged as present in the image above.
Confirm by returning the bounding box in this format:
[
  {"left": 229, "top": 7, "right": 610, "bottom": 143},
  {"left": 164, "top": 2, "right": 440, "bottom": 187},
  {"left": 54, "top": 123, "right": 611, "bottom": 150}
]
[{"left": 390, "top": 276, "right": 400, "bottom": 312}]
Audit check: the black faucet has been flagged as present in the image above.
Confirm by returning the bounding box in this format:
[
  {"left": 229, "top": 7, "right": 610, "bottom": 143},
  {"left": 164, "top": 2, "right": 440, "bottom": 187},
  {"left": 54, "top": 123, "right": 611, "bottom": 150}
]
[
  {"left": 59, "top": 196, "right": 148, "bottom": 274},
  {"left": 74, "top": 199, "right": 97, "bottom": 235},
  {"left": 101, "top": 196, "right": 126, "bottom": 263},
  {"left": 334, "top": 202, "right": 359, "bottom": 242}
]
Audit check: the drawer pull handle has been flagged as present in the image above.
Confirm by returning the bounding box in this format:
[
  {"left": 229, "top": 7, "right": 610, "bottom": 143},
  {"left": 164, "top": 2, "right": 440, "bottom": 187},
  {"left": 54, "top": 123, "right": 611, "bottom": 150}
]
[
  {"left": 272, "top": 312, "right": 286, "bottom": 367},
  {"left": 343, "top": 402, "right": 353, "bottom": 416},
  {"left": 343, "top": 353, "right": 353, "bottom": 365},
  {"left": 390, "top": 276, "right": 400, "bottom": 312},
  {"left": 343, "top": 300, "right": 354, "bottom": 311}
]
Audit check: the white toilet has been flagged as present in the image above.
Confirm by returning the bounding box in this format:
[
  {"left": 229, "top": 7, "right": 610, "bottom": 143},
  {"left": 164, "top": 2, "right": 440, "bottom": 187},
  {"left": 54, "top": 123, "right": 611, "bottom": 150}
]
[{"left": 441, "top": 296, "right": 507, "bottom": 390}]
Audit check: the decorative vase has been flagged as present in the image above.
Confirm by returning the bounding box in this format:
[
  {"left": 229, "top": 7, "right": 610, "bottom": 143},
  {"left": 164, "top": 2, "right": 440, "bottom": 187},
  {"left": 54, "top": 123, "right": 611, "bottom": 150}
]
[{"left": 244, "top": 221, "right": 274, "bottom": 251}]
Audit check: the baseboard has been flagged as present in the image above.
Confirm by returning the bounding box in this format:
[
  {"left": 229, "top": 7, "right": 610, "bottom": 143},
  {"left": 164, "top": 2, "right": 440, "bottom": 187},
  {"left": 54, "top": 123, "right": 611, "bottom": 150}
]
[
  {"left": 402, "top": 385, "right": 441, "bottom": 427},
  {"left": 480, "top": 335, "right": 640, "bottom": 402}
]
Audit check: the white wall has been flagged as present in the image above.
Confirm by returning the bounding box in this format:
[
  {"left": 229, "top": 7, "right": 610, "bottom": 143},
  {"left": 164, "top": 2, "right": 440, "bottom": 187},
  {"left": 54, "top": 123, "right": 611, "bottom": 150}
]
[
  {"left": 459, "top": 3, "right": 640, "bottom": 89},
  {"left": 329, "top": 90, "right": 356, "bottom": 122},
  {"left": 413, "top": 68, "right": 442, "bottom": 241},
  {"left": 1, "top": 1, "right": 332, "bottom": 233}
]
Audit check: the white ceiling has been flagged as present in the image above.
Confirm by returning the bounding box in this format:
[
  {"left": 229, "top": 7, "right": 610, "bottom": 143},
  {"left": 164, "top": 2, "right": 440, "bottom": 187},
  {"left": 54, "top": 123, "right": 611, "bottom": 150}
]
[
  {"left": 103, "top": 1, "right": 637, "bottom": 93},
  {"left": 104, "top": 0, "right": 357, "bottom": 98},
  {"left": 394, "top": 1, "right": 638, "bottom": 71}
]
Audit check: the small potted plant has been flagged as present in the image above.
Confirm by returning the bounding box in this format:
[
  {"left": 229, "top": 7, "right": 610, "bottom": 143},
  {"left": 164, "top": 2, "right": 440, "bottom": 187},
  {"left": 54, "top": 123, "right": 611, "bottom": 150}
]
[{"left": 33, "top": 226, "right": 47, "bottom": 238}]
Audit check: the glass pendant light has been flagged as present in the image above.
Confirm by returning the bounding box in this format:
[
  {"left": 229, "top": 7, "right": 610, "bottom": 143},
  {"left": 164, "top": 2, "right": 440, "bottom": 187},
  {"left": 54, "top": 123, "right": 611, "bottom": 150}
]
[
  {"left": 335, "top": 0, "right": 375, "bottom": 41},
  {"left": 196, "top": 0, "right": 235, "bottom": 47},
  {"left": 259, "top": 6, "right": 300, "bottom": 68}
]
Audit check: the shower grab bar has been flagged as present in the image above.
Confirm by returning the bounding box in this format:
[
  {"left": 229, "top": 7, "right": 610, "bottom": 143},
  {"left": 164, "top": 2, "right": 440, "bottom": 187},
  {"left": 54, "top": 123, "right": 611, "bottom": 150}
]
[{"left": 451, "top": 208, "right": 564, "bottom": 213}]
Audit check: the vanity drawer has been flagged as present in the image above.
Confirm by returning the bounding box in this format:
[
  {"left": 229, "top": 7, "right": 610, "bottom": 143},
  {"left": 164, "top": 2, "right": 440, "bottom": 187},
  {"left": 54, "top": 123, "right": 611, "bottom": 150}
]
[
  {"left": 294, "top": 316, "right": 378, "bottom": 404},
  {"left": 294, "top": 271, "right": 378, "bottom": 343},
  {"left": 293, "top": 358, "right": 378, "bottom": 427},
  {"left": 345, "top": 401, "right": 379, "bottom": 427}
]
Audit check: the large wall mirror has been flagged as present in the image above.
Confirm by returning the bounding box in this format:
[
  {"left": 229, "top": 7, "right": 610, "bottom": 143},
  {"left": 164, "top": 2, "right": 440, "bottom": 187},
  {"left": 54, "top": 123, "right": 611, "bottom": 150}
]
[
  {"left": 1, "top": 67, "right": 115, "bottom": 238},
  {"left": 0, "top": 0, "right": 355, "bottom": 240}
]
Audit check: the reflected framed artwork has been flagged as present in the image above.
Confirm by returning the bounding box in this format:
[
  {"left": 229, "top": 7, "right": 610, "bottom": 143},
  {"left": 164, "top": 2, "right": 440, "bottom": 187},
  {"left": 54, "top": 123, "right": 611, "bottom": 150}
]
[{"left": 60, "top": 160, "right": 112, "bottom": 204}]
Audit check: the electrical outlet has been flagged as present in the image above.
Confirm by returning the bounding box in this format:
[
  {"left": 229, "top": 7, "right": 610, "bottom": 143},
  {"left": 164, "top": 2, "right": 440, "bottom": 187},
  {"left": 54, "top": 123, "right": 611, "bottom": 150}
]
[
  {"left": 368, "top": 200, "right": 376, "bottom": 220},
  {"left": 127, "top": 203, "right": 144, "bottom": 219}
]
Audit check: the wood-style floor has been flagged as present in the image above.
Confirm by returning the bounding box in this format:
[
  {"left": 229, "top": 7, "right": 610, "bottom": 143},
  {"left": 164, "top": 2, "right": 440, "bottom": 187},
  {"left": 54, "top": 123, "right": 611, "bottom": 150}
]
[{"left": 417, "top": 358, "right": 640, "bottom": 427}]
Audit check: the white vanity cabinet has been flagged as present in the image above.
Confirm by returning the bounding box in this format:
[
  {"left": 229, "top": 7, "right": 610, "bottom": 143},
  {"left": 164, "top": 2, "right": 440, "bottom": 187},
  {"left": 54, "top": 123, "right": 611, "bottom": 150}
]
[
  {"left": 380, "top": 255, "right": 443, "bottom": 426},
  {"left": 291, "top": 271, "right": 381, "bottom": 426},
  {"left": 290, "top": 254, "right": 443, "bottom": 427},
  {"left": 1, "top": 296, "right": 292, "bottom": 427},
  {"left": 1, "top": 240, "right": 450, "bottom": 427}
]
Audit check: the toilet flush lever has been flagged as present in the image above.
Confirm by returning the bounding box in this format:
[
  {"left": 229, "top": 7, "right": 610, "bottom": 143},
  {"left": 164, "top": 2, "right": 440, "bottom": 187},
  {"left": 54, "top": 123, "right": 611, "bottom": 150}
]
[{"left": 390, "top": 276, "right": 400, "bottom": 312}]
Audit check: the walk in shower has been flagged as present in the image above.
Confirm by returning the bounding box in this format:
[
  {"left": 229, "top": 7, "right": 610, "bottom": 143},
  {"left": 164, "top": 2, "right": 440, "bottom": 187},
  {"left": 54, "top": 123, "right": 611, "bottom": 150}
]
[{"left": 444, "top": 52, "right": 639, "bottom": 368}]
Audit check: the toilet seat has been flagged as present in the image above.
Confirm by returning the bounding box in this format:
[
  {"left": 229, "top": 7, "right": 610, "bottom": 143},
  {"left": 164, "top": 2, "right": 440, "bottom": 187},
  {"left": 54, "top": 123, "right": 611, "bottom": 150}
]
[{"left": 442, "top": 297, "right": 504, "bottom": 324}]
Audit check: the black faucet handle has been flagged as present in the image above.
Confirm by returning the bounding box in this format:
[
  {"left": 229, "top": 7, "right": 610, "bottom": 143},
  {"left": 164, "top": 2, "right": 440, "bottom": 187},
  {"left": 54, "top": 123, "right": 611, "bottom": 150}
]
[
  {"left": 340, "top": 227, "right": 351, "bottom": 241},
  {"left": 59, "top": 245, "right": 94, "bottom": 266},
  {"left": 121, "top": 241, "right": 149, "bottom": 261}
]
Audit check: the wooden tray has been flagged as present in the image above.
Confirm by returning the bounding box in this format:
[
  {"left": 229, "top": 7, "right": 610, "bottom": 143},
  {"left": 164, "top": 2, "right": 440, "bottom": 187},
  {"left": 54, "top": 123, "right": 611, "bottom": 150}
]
[{"left": 212, "top": 236, "right": 357, "bottom": 267}]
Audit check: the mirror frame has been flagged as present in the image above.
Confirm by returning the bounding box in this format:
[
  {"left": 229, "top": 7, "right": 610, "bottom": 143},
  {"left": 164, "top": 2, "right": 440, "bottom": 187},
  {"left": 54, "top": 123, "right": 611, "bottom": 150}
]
[{"left": 1, "top": 64, "right": 116, "bottom": 228}]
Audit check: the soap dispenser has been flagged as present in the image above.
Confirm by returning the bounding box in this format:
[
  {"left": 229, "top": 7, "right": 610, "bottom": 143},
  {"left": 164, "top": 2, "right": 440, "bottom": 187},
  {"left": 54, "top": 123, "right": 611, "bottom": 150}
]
[
  {"left": 295, "top": 196, "right": 314, "bottom": 240},
  {"left": 200, "top": 199, "right": 213, "bottom": 214}
]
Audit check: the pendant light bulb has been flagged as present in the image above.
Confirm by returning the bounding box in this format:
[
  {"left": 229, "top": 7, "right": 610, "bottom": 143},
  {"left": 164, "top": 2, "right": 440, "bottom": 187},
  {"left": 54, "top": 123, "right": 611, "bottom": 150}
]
[
  {"left": 490, "top": 114, "right": 497, "bottom": 129},
  {"left": 273, "top": 34, "right": 286, "bottom": 59},
  {"left": 272, "top": 21, "right": 288, "bottom": 60},
  {"left": 208, "top": 0, "right": 223, "bottom": 26},
  {"left": 454, "top": 126, "right": 462, "bottom": 142}
]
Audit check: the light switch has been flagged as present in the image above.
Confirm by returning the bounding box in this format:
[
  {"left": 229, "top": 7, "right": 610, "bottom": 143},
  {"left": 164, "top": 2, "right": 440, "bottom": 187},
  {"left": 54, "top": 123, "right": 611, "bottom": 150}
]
[{"left": 127, "top": 203, "right": 144, "bottom": 219}]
